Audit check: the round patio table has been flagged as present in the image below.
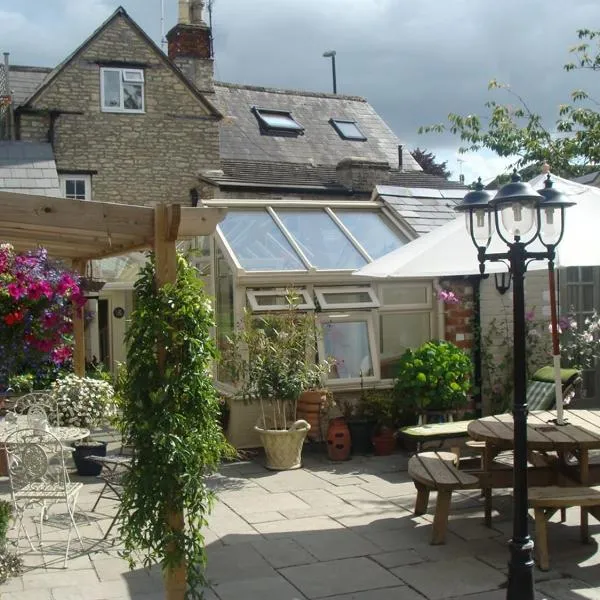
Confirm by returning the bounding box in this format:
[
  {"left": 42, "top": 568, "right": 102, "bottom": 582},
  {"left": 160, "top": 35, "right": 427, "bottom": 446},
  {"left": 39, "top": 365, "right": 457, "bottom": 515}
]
[
  {"left": 468, "top": 409, "right": 600, "bottom": 484},
  {"left": 0, "top": 417, "right": 90, "bottom": 444}
]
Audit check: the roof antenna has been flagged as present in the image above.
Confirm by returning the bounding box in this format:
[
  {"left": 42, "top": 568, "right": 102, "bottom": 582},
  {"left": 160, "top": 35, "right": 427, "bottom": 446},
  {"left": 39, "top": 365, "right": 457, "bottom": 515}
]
[{"left": 160, "top": 0, "right": 167, "bottom": 53}]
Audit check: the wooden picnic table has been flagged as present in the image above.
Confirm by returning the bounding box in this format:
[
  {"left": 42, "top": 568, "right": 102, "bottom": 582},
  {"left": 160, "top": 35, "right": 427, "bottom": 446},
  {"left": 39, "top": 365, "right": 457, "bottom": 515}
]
[{"left": 468, "top": 409, "right": 600, "bottom": 486}]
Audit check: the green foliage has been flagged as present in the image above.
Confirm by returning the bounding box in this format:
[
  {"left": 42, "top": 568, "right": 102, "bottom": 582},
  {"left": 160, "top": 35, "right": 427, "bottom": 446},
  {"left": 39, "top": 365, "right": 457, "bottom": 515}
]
[
  {"left": 410, "top": 147, "right": 451, "bottom": 179},
  {"left": 0, "top": 500, "right": 12, "bottom": 548},
  {"left": 6, "top": 373, "right": 34, "bottom": 394},
  {"left": 393, "top": 340, "right": 473, "bottom": 411},
  {"left": 419, "top": 29, "right": 600, "bottom": 176},
  {"left": 220, "top": 302, "right": 331, "bottom": 430},
  {"left": 119, "top": 253, "right": 233, "bottom": 598},
  {"left": 360, "top": 388, "right": 396, "bottom": 429}
]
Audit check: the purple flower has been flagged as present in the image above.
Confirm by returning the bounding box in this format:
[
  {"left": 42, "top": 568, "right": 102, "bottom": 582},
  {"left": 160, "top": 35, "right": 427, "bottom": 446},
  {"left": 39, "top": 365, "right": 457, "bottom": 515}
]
[
  {"left": 525, "top": 309, "right": 536, "bottom": 323},
  {"left": 437, "top": 289, "right": 460, "bottom": 305}
]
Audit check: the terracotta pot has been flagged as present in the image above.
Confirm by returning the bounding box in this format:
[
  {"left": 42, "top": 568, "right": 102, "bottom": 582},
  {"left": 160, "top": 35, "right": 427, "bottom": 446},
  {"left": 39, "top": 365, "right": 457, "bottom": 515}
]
[
  {"left": 372, "top": 426, "right": 397, "bottom": 456},
  {"left": 326, "top": 417, "right": 351, "bottom": 461},
  {"left": 296, "top": 390, "right": 327, "bottom": 440}
]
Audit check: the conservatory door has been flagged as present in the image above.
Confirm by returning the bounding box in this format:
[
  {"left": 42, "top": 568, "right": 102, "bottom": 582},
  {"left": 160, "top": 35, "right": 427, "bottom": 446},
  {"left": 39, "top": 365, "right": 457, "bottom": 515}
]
[{"left": 560, "top": 266, "right": 600, "bottom": 408}]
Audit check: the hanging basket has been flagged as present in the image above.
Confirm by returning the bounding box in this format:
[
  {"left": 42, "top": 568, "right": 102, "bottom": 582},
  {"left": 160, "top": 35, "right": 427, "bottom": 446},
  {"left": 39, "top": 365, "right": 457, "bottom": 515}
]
[{"left": 254, "top": 420, "right": 310, "bottom": 470}]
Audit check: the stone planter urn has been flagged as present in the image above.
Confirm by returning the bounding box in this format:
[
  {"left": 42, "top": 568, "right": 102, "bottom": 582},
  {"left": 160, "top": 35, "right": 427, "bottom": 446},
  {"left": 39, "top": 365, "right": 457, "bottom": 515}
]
[{"left": 254, "top": 420, "right": 311, "bottom": 470}]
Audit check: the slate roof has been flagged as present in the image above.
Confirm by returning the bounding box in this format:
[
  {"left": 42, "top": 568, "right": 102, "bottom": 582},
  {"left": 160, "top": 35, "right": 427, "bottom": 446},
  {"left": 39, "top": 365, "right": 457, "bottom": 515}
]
[
  {"left": 213, "top": 82, "right": 421, "bottom": 171},
  {"left": 201, "top": 159, "right": 463, "bottom": 195},
  {"left": 6, "top": 66, "right": 51, "bottom": 105},
  {"left": 375, "top": 184, "right": 465, "bottom": 235},
  {"left": 573, "top": 171, "right": 600, "bottom": 186},
  {"left": 0, "top": 141, "right": 61, "bottom": 196}
]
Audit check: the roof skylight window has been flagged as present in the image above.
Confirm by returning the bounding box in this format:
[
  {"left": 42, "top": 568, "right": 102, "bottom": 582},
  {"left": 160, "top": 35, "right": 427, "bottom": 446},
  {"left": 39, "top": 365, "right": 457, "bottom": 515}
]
[
  {"left": 252, "top": 107, "right": 304, "bottom": 134},
  {"left": 330, "top": 119, "right": 367, "bottom": 141}
]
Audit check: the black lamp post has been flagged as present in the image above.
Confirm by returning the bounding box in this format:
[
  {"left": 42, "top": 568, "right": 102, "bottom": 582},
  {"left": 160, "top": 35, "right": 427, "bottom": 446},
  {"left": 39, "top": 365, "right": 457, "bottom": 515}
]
[
  {"left": 455, "top": 172, "right": 574, "bottom": 600},
  {"left": 323, "top": 50, "right": 337, "bottom": 94}
]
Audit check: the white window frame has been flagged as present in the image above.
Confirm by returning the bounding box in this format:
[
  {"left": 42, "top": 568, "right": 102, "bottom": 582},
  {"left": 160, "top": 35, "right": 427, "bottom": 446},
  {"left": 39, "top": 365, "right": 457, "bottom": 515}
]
[
  {"left": 319, "top": 312, "right": 379, "bottom": 384},
  {"left": 246, "top": 288, "right": 315, "bottom": 312},
  {"left": 100, "top": 67, "right": 145, "bottom": 113},
  {"left": 315, "top": 286, "right": 380, "bottom": 310},
  {"left": 59, "top": 174, "right": 91, "bottom": 201},
  {"left": 378, "top": 282, "right": 433, "bottom": 311}
]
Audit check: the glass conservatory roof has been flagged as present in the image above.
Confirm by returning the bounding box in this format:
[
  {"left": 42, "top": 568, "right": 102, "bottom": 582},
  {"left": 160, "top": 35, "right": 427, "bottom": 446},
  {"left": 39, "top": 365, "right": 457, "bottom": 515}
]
[{"left": 218, "top": 207, "right": 407, "bottom": 272}]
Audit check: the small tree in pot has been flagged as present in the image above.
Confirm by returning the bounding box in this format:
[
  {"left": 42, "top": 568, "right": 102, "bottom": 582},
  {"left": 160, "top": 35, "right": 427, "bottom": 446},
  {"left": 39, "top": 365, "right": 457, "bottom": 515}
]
[
  {"left": 50, "top": 373, "right": 117, "bottom": 475},
  {"left": 393, "top": 340, "right": 472, "bottom": 424},
  {"left": 221, "top": 305, "right": 330, "bottom": 470}
]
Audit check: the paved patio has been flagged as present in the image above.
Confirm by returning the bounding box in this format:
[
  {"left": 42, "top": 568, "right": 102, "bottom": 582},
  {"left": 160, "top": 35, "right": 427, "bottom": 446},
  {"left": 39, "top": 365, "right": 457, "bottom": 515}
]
[{"left": 1, "top": 443, "right": 600, "bottom": 600}]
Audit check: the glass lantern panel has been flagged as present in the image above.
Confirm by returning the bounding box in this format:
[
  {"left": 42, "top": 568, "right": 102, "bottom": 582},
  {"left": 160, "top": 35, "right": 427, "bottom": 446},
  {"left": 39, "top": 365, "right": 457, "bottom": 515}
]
[
  {"left": 466, "top": 210, "right": 491, "bottom": 246},
  {"left": 539, "top": 206, "right": 564, "bottom": 246},
  {"left": 499, "top": 200, "right": 536, "bottom": 240}
]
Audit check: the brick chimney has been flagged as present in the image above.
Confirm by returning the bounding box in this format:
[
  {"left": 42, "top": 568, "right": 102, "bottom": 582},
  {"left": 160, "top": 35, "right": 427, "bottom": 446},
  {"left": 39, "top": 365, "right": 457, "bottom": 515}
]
[
  {"left": 336, "top": 157, "right": 391, "bottom": 193},
  {"left": 166, "top": 0, "right": 214, "bottom": 93}
]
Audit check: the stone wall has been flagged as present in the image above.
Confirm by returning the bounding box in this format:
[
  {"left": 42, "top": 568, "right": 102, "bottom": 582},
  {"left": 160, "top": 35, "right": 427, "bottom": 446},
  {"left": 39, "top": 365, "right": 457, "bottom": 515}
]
[{"left": 17, "top": 14, "right": 220, "bottom": 206}]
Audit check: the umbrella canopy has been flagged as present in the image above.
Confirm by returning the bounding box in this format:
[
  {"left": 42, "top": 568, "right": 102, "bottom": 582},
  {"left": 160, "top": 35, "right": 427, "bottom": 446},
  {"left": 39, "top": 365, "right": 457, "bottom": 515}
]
[{"left": 355, "top": 173, "right": 598, "bottom": 280}]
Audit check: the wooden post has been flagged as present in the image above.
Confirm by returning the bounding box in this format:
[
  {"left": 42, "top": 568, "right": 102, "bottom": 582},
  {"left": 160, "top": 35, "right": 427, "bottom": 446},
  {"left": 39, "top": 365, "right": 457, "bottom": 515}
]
[
  {"left": 153, "top": 205, "right": 186, "bottom": 600},
  {"left": 72, "top": 259, "right": 87, "bottom": 377}
]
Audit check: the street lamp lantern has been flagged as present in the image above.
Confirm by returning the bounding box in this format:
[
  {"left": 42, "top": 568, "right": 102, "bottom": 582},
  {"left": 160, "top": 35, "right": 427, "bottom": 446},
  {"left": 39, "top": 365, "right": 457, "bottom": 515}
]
[{"left": 455, "top": 170, "right": 574, "bottom": 600}]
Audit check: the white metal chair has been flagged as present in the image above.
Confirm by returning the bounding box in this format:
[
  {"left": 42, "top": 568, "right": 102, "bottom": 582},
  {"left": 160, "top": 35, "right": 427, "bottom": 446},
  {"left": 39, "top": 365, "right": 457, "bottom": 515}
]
[
  {"left": 5, "top": 428, "right": 84, "bottom": 567},
  {"left": 11, "top": 392, "right": 61, "bottom": 426}
]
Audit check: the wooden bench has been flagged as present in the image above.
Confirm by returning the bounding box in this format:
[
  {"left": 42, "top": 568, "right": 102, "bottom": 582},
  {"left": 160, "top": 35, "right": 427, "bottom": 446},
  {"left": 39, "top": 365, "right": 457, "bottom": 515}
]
[
  {"left": 529, "top": 485, "right": 600, "bottom": 571},
  {"left": 408, "top": 451, "right": 480, "bottom": 544}
]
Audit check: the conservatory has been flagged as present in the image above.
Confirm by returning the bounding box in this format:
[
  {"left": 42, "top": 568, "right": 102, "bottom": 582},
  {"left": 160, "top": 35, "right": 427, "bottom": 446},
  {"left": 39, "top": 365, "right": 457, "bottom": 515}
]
[{"left": 198, "top": 198, "right": 447, "bottom": 448}]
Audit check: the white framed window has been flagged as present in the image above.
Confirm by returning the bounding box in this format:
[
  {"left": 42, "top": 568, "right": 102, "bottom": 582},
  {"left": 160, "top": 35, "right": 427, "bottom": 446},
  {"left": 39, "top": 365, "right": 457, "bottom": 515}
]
[
  {"left": 315, "top": 286, "right": 379, "bottom": 310},
  {"left": 320, "top": 313, "right": 378, "bottom": 382},
  {"left": 101, "top": 67, "right": 144, "bottom": 113},
  {"left": 59, "top": 174, "right": 91, "bottom": 200},
  {"left": 378, "top": 311, "right": 433, "bottom": 379},
  {"left": 246, "top": 288, "right": 315, "bottom": 312},
  {"left": 378, "top": 283, "right": 432, "bottom": 310}
]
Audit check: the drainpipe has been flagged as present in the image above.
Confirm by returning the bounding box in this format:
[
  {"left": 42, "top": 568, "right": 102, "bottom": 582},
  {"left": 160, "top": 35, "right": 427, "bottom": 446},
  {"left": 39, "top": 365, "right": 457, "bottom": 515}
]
[{"left": 469, "top": 275, "right": 483, "bottom": 417}]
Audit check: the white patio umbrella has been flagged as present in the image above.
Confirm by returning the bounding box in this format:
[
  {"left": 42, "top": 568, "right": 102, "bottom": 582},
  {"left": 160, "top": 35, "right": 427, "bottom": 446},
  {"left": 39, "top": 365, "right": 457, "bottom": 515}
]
[{"left": 356, "top": 173, "right": 600, "bottom": 419}]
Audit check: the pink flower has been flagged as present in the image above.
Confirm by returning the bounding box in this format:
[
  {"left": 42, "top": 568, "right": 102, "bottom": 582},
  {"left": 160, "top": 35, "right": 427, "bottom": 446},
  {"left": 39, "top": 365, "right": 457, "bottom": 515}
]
[
  {"left": 42, "top": 311, "right": 60, "bottom": 329},
  {"left": 51, "top": 345, "right": 72, "bottom": 365},
  {"left": 525, "top": 309, "right": 536, "bottom": 322},
  {"left": 56, "top": 274, "right": 77, "bottom": 295},
  {"left": 7, "top": 282, "right": 26, "bottom": 300},
  {"left": 437, "top": 289, "right": 460, "bottom": 304}
]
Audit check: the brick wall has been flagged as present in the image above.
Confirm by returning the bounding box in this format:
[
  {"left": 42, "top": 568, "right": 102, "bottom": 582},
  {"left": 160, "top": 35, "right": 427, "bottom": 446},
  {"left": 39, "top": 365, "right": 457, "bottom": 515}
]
[
  {"left": 17, "top": 14, "right": 220, "bottom": 207},
  {"left": 441, "top": 279, "right": 475, "bottom": 351}
]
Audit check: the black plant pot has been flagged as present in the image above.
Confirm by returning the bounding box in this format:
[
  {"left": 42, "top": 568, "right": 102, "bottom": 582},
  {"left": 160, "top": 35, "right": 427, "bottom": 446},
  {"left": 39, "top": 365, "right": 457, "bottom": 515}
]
[
  {"left": 72, "top": 440, "right": 108, "bottom": 476},
  {"left": 347, "top": 419, "right": 376, "bottom": 455}
]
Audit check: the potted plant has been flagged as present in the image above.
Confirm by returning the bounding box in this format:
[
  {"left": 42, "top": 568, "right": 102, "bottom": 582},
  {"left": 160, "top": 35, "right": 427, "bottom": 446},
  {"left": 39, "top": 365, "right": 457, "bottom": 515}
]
[
  {"left": 0, "top": 500, "right": 22, "bottom": 584},
  {"left": 221, "top": 306, "right": 330, "bottom": 470},
  {"left": 363, "top": 389, "right": 397, "bottom": 456},
  {"left": 50, "top": 373, "right": 117, "bottom": 476},
  {"left": 393, "top": 340, "right": 472, "bottom": 424}
]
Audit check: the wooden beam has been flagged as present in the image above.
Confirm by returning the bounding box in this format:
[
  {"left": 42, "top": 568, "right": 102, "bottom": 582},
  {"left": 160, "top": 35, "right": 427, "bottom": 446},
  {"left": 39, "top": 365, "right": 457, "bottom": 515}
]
[
  {"left": 0, "top": 191, "right": 154, "bottom": 239},
  {"left": 177, "top": 207, "right": 227, "bottom": 237},
  {"left": 72, "top": 259, "right": 87, "bottom": 378},
  {"left": 166, "top": 205, "right": 182, "bottom": 242}
]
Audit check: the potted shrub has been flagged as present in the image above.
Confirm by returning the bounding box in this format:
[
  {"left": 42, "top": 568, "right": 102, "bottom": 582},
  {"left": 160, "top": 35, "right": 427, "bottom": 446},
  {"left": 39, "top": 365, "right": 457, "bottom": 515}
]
[
  {"left": 393, "top": 340, "right": 472, "bottom": 423},
  {"left": 363, "top": 389, "right": 397, "bottom": 456},
  {"left": 50, "top": 373, "right": 117, "bottom": 476},
  {"left": 221, "top": 307, "right": 330, "bottom": 470}
]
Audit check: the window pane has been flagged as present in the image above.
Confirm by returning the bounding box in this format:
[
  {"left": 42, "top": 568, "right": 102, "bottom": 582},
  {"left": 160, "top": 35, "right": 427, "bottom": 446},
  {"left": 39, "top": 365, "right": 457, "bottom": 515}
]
[
  {"left": 381, "top": 285, "right": 429, "bottom": 306},
  {"left": 103, "top": 70, "right": 121, "bottom": 108},
  {"left": 65, "top": 180, "right": 75, "bottom": 197},
  {"left": 219, "top": 211, "right": 305, "bottom": 271},
  {"left": 335, "top": 211, "right": 405, "bottom": 259},
  {"left": 379, "top": 312, "right": 431, "bottom": 379},
  {"left": 582, "top": 267, "right": 594, "bottom": 282},
  {"left": 256, "top": 294, "right": 288, "bottom": 307},
  {"left": 324, "top": 321, "right": 373, "bottom": 379},
  {"left": 583, "top": 285, "right": 595, "bottom": 311},
  {"left": 123, "top": 82, "right": 143, "bottom": 110},
  {"left": 216, "top": 248, "right": 234, "bottom": 383},
  {"left": 259, "top": 111, "right": 303, "bottom": 131},
  {"left": 123, "top": 70, "right": 143, "bottom": 82},
  {"left": 277, "top": 210, "right": 366, "bottom": 270},
  {"left": 322, "top": 291, "right": 372, "bottom": 305},
  {"left": 75, "top": 180, "right": 85, "bottom": 198},
  {"left": 332, "top": 120, "right": 366, "bottom": 140},
  {"left": 566, "top": 267, "right": 579, "bottom": 283}
]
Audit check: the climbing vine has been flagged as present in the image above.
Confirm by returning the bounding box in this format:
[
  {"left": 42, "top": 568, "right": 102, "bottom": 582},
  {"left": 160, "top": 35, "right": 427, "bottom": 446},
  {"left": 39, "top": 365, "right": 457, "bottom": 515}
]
[{"left": 118, "top": 253, "right": 233, "bottom": 598}]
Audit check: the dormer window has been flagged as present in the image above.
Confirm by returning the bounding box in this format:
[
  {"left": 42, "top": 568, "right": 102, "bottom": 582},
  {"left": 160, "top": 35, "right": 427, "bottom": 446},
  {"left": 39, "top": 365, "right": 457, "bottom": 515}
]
[
  {"left": 252, "top": 107, "right": 304, "bottom": 135},
  {"left": 330, "top": 118, "right": 367, "bottom": 141},
  {"left": 101, "top": 68, "right": 144, "bottom": 113}
]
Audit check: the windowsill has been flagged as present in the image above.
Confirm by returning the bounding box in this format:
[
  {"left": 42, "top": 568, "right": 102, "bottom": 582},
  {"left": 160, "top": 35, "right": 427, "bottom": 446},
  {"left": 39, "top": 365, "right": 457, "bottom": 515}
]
[{"left": 101, "top": 108, "right": 145, "bottom": 114}]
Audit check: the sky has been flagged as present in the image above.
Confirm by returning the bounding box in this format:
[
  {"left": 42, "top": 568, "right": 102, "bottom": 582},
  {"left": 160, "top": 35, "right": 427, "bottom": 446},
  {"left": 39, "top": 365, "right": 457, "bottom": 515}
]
[{"left": 2, "top": 0, "right": 600, "bottom": 185}]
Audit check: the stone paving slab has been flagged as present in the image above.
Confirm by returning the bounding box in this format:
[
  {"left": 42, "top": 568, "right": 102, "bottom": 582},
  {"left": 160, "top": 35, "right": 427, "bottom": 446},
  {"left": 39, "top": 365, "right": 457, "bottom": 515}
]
[
  {"left": 391, "top": 556, "right": 507, "bottom": 600},
  {"left": 280, "top": 557, "right": 402, "bottom": 599}
]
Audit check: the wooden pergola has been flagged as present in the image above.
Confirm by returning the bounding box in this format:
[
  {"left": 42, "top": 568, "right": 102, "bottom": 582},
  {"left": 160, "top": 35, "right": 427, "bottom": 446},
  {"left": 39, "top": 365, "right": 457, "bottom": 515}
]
[{"left": 0, "top": 190, "right": 226, "bottom": 377}]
